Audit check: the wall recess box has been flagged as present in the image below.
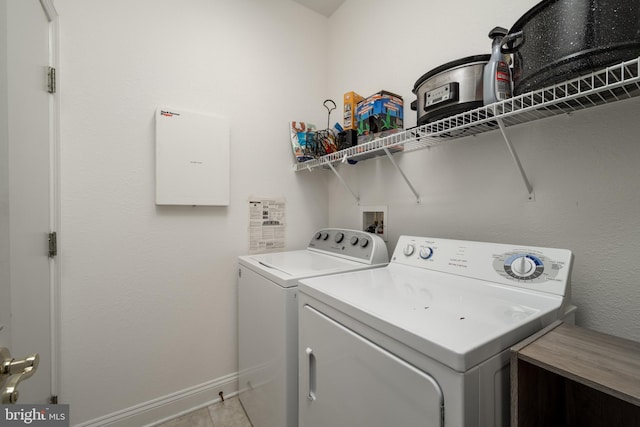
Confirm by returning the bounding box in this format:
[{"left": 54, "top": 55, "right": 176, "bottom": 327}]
[{"left": 155, "top": 107, "right": 230, "bottom": 206}]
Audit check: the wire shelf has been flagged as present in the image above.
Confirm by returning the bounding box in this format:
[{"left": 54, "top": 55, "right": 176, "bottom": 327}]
[{"left": 294, "top": 56, "right": 640, "bottom": 172}]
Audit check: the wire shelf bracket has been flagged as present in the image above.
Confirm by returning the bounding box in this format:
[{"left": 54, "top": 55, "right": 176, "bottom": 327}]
[
  {"left": 327, "top": 161, "right": 360, "bottom": 204},
  {"left": 383, "top": 147, "right": 421, "bottom": 204},
  {"left": 496, "top": 118, "right": 535, "bottom": 201}
]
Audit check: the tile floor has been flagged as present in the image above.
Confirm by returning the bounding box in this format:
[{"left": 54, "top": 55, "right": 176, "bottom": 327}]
[{"left": 156, "top": 397, "right": 252, "bottom": 427}]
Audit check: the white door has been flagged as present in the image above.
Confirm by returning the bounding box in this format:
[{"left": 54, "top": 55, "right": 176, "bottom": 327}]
[
  {"left": 299, "top": 305, "right": 444, "bottom": 427},
  {"left": 0, "top": 0, "right": 58, "bottom": 404}
]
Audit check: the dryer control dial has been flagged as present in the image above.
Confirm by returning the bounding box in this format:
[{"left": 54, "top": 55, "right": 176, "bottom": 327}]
[
  {"left": 502, "top": 254, "right": 544, "bottom": 280},
  {"left": 359, "top": 238, "right": 369, "bottom": 248},
  {"left": 350, "top": 236, "right": 359, "bottom": 246},
  {"left": 419, "top": 247, "right": 434, "bottom": 260},
  {"left": 403, "top": 244, "right": 415, "bottom": 257},
  {"left": 334, "top": 232, "right": 344, "bottom": 243},
  {"left": 510, "top": 256, "right": 534, "bottom": 276}
]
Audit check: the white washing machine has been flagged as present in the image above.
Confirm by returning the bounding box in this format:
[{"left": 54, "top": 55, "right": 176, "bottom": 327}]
[
  {"left": 298, "top": 235, "right": 574, "bottom": 427},
  {"left": 238, "top": 228, "right": 389, "bottom": 427}
]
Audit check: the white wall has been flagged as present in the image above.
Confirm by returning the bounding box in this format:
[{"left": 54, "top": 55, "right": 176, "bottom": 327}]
[
  {"left": 326, "top": 0, "right": 640, "bottom": 341},
  {"left": 55, "top": 0, "right": 329, "bottom": 424}
]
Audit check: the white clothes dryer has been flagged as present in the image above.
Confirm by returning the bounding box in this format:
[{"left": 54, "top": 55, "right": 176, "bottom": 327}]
[
  {"left": 298, "top": 235, "right": 574, "bottom": 427},
  {"left": 238, "top": 228, "right": 389, "bottom": 427}
]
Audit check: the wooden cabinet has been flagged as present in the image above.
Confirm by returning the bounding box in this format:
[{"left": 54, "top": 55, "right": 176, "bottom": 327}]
[{"left": 511, "top": 321, "right": 640, "bottom": 426}]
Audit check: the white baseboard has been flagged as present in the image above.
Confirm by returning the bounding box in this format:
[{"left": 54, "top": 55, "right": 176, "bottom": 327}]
[{"left": 73, "top": 373, "right": 238, "bottom": 427}]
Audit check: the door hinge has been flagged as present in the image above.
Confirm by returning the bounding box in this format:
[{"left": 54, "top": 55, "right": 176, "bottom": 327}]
[
  {"left": 48, "top": 67, "right": 56, "bottom": 94},
  {"left": 50, "top": 395, "right": 58, "bottom": 404},
  {"left": 48, "top": 232, "right": 57, "bottom": 257}
]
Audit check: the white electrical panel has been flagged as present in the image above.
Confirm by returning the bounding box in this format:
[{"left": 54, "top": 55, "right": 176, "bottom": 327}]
[{"left": 155, "top": 107, "right": 230, "bottom": 206}]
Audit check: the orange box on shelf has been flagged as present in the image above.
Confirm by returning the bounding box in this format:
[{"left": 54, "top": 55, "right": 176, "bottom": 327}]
[{"left": 343, "top": 91, "right": 364, "bottom": 130}]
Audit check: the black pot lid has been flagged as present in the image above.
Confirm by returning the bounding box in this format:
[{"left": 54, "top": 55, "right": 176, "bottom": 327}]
[
  {"left": 413, "top": 54, "right": 491, "bottom": 93},
  {"left": 507, "top": 0, "right": 555, "bottom": 33}
]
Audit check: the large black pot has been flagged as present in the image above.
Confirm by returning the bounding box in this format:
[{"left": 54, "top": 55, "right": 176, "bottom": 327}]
[{"left": 501, "top": 0, "right": 640, "bottom": 95}]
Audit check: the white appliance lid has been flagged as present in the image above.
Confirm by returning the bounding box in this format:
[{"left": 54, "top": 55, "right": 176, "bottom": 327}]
[
  {"left": 299, "top": 264, "right": 564, "bottom": 372},
  {"left": 239, "top": 250, "right": 380, "bottom": 286}
]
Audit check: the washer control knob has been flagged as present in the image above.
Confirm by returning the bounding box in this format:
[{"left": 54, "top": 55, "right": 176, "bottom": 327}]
[
  {"left": 403, "top": 244, "right": 415, "bottom": 257},
  {"left": 334, "top": 232, "right": 344, "bottom": 243},
  {"left": 321, "top": 232, "right": 329, "bottom": 240},
  {"left": 350, "top": 236, "right": 359, "bottom": 246},
  {"left": 314, "top": 232, "right": 322, "bottom": 240},
  {"left": 511, "top": 256, "right": 534, "bottom": 276},
  {"left": 359, "top": 238, "right": 369, "bottom": 248},
  {"left": 419, "top": 247, "right": 433, "bottom": 260}
]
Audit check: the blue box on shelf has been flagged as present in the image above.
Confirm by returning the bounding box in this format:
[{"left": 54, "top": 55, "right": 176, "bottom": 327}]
[{"left": 356, "top": 90, "right": 404, "bottom": 142}]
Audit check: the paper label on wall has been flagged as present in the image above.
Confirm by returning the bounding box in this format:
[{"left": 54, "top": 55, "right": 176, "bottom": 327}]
[{"left": 249, "top": 199, "right": 285, "bottom": 253}]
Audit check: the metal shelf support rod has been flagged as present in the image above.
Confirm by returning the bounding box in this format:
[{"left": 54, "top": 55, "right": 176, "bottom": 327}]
[
  {"left": 326, "top": 161, "right": 360, "bottom": 204},
  {"left": 383, "top": 147, "right": 421, "bottom": 204},
  {"left": 496, "top": 118, "right": 534, "bottom": 199}
]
